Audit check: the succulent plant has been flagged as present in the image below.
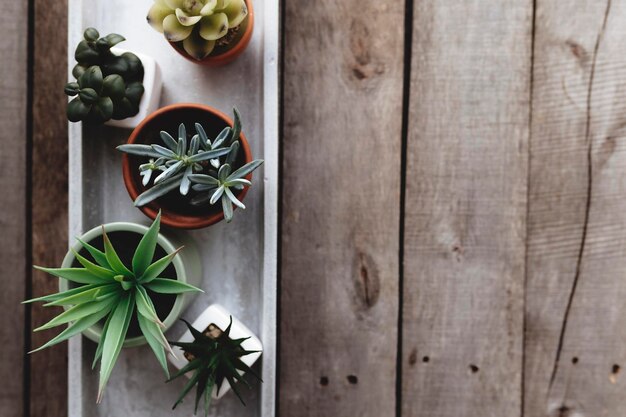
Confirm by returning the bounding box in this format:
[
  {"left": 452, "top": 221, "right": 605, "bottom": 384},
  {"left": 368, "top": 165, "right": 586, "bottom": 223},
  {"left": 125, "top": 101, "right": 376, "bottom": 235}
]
[
  {"left": 168, "top": 317, "right": 261, "bottom": 415},
  {"left": 188, "top": 159, "right": 263, "bottom": 222},
  {"left": 24, "top": 212, "right": 202, "bottom": 402},
  {"left": 66, "top": 28, "right": 145, "bottom": 123},
  {"left": 116, "top": 122, "right": 233, "bottom": 207},
  {"left": 147, "top": 0, "right": 249, "bottom": 60},
  {"left": 118, "top": 108, "right": 263, "bottom": 222}
]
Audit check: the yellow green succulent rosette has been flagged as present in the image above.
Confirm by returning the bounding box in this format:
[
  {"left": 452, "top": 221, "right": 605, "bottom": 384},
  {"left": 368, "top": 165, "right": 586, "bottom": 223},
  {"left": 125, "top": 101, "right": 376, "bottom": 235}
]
[{"left": 147, "top": 0, "right": 249, "bottom": 60}]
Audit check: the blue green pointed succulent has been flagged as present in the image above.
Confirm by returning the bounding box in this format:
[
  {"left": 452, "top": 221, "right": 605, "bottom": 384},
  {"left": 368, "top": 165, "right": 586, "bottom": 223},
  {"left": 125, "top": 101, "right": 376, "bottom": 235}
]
[
  {"left": 117, "top": 108, "right": 263, "bottom": 223},
  {"left": 25, "top": 212, "right": 202, "bottom": 403}
]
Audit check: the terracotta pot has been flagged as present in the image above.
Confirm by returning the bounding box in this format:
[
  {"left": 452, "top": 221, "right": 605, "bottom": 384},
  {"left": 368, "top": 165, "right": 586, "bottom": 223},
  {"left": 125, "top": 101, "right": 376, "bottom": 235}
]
[
  {"left": 122, "top": 103, "right": 253, "bottom": 229},
  {"left": 170, "top": 0, "right": 254, "bottom": 66}
]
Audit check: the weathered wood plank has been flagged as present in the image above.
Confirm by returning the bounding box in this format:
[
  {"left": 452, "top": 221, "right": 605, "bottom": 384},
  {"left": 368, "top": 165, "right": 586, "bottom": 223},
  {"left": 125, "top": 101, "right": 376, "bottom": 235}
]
[
  {"left": 525, "top": 1, "right": 626, "bottom": 415},
  {"left": 29, "top": 0, "right": 68, "bottom": 416},
  {"left": 279, "top": 0, "right": 404, "bottom": 415},
  {"left": 401, "top": 1, "right": 532, "bottom": 416},
  {"left": 0, "top": 0, "right": 28, "bottom": 415}
]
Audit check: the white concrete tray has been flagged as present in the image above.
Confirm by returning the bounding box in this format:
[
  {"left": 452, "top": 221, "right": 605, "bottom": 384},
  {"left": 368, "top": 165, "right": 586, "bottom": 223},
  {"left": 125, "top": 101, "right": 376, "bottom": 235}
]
[{"left": 66, "top": 0, "right": 279, "bottom": 416}]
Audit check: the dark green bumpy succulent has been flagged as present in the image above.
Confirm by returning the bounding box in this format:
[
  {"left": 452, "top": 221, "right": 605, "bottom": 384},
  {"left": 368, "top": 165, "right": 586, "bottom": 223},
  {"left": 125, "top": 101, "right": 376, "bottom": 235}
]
[
  {"left": 65, "top": 28, "right": 145, "bottom": 124},
  {"left": 168, "top": 317, "right": 261, "bottom": 415}
]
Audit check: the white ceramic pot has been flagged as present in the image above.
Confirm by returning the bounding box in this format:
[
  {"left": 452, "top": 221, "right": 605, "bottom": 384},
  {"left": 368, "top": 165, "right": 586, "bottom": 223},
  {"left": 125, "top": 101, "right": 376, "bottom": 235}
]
[
  {"left": 168, "top": 304, "right": 263, "bottom": 399},
  {"left": 105, "top": 47, "right": 162, "bottom": 129}
]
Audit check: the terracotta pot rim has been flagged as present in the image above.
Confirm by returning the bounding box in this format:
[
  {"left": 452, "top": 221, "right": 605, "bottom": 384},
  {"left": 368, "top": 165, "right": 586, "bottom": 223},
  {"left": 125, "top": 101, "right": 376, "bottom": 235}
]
[
  {"left": 170, "top": 0, "right": 254, "bottom": 66},
  {"left": 122, "top": 103, "right": 253, "bottom": 230}
]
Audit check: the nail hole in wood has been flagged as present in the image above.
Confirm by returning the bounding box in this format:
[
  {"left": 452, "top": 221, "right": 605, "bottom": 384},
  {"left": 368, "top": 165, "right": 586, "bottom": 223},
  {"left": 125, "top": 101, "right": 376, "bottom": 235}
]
[
  {"left": 347, "top": 375, "right": 358, "bottom": 384},
  {"left": 422, "top": 356, "right": 430, "bottom": 363},
  {"left": 610, "top": 364, "right": 621, "bottom": 384},
  {"left": 612, "top": 364, "right": 621, "bottom": 375},
  {"left": 320, "top": 376, "right": 329, "bottom": 386},
  {"left": 469, "top": 364, "right": 479, "bottom": 374},
  {"left": 571, "top": 357, "right": 578, "bottom": 364}
]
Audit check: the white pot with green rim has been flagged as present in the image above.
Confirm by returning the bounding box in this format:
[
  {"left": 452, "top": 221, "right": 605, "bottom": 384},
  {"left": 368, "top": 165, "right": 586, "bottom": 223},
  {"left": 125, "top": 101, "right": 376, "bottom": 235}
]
[{"left": 59, "top": 221, "right": 201, "bottom": 347}]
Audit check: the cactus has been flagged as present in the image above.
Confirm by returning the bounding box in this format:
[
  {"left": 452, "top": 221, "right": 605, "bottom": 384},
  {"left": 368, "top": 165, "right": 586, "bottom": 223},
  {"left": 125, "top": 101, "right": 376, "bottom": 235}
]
[
  {"left": 147, "top": 0, "right": 249, "bottom": 60},
  {"left": 65, "top": 28, "right": 145, "bottom": 124}
]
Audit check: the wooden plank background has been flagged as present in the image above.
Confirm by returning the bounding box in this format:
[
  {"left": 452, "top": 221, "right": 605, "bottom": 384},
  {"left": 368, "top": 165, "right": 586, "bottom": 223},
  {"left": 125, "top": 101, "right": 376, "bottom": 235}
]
[{"left": 4, "top": 0, "right": 626, "bottom": 416}]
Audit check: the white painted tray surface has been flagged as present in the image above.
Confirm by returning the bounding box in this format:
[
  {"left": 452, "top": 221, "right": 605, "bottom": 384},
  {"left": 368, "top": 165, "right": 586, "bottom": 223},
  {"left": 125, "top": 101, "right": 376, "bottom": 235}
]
[{"left": 67, "top": 0, "right": 279, "bottom": 416}]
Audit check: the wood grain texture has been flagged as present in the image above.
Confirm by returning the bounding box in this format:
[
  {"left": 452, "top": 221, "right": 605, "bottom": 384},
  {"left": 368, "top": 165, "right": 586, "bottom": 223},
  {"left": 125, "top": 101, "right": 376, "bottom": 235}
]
[
  {"left": 401, "top": 1, "right": 532, "bottom": 416},
  {"left": 0, "top": 0, "right": 28, "bottom": 415},
  {"left": 525, "top": 1, "right": 626, "bottom": 415},
  {"left": 29, "top": 0, "right": 68, "bottom": 416},
  {"left": 279, "top": 0, "right": 404, "bottom": 415}
]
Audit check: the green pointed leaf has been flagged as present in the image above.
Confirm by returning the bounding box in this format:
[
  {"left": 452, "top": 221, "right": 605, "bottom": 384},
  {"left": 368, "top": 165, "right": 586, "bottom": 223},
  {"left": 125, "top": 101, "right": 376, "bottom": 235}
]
[
  {"left": 43, "top": 285, "right": 104, "bottom": 307},
  {"left": 71, "top": 249, "right": 116, "bottom": 280},
  {"left": 76, "top": 238, "right": 110, "bottom": 268},
  {"left": 136, "top": 285, "right": 164, "bottom": 326},
  {"left": 35, "top": 297, "right": 117, "bottom": 331},
  {"left": 97, "top": 293, "right": 134, "bottom": 402},
  {"left": 102, "top": 228, "right": 133, "bottom": 276},
  {"left": 194, "top": 370, "right": 210, "bottom": 414},
  {"left": 132, "top": 211, "right": 161, "bottom": 276},
  {"left": 34, "top": 266, "right": 109, "bottom": 285},
  {"left": 138, "top": 311, "right": 172, "bottom": 353},
  {"left": 137, "top": 314, "right": 169, "bottom": 377},
  {"left": 92, "top": 311, "right": 114, "bottom": 369},
  {"left": 29, "top": 307, "right": 112, "bottom": 353},
  {"left": 139, "top": 248, "right": 182, "bottom": 283},
  {"left": 144, "top": 278, "right": 202, "bottom": 294},
  {"left": 23, "top": 284, "right": 100, "bottom": 304},
  {"left": 172, "top": 368, "right": 203, "bottom": 409}
]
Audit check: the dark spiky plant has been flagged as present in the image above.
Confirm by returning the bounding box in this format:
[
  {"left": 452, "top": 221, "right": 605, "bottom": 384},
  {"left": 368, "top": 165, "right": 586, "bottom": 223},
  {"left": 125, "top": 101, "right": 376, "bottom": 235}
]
[
  {"left": 24, "top": 212, "right": 202, "bottom": 402},
  {"left": 168, "top": 317, "right": 262, "bottom": 415}
]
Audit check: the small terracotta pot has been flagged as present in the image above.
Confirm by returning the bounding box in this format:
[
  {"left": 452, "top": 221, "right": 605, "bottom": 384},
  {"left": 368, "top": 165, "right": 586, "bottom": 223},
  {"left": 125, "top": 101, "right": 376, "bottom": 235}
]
[
  {"left": 122, "top": 103, "right": 253, "bottom": 229},
  {"left": 170, "top": 0, "right": 254, "bottom": 66}
]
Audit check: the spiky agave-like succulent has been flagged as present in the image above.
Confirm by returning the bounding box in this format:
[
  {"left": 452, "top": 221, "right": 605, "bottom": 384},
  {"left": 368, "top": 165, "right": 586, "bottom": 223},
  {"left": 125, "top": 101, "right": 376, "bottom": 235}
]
[
  {"left": 66, "top": 28, "right": 145, "bottom": 123},
  {"left": 116, "top": 122, "right": 233, "bottom": 207},
  {"left": 147, "top": 0, "right": 249, "bottom": 60},
  {"left": 168, "top": 317, "right": 261, "bottom": 415},
  {"left": 24, "top": 212, "right": 202, "bottom": 402}
]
